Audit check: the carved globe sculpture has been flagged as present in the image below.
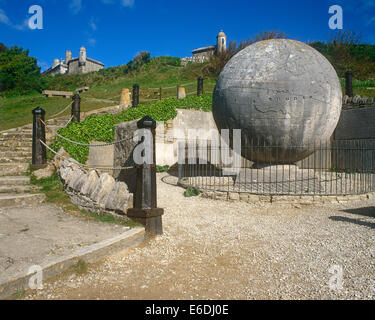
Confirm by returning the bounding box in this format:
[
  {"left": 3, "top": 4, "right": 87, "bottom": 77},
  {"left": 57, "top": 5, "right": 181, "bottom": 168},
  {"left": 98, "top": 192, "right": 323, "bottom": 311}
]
[{"left": 212, "top": 39, "right": 342, "bottom": 164}]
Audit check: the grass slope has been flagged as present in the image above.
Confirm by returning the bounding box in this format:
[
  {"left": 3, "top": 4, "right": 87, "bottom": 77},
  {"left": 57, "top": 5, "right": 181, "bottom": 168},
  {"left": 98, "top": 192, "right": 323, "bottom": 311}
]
[{"left": 0, "top": 60, "right": 217, "bottom": 131}]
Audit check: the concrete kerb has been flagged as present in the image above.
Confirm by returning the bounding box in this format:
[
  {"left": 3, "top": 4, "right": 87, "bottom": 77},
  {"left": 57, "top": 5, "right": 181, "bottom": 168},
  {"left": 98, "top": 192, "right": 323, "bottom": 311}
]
[{"left": 0, "top": 227, "right": 144, "bottom": 300}]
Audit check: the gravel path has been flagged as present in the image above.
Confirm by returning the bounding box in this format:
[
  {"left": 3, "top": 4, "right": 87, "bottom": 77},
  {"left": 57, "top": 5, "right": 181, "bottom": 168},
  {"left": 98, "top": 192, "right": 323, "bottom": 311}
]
[{"left": 24, "top": 173, "right": 375, "bottom": 300}]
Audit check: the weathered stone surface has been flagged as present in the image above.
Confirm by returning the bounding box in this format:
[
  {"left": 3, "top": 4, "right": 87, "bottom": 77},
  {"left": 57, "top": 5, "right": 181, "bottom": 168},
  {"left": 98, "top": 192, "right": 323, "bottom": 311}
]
[
  {"left": 52, "top": 147, "right": 70, "bottom": 169},
  {"left": 229, "top": 192, "right": 240, "bottom": 200},
  {"left": 105, "top": 182, "right": 128, "bottom": 211},
  {"left": 120, "top": 88, "right": 131, "bottom": 109},
  {"left": 90, "top": 173, "right": 115, "bottom": 203},
  {"left": 67, "top": 170, "right": 86, "bottom": 191},
  {"left": 212, "top": 39, "right": 342, "bottom": 164},
  {"left": 33, "top": 166, "right": 55, "bottom": 180},
  {"left": 80, "top": 170, "right": 100, "bottom": 196},
  {"left": 177, "top": 87, "right": 186, "bottom": 99},
  {"left": 113, "top": 120, "right": 138, "bottom": 193}
]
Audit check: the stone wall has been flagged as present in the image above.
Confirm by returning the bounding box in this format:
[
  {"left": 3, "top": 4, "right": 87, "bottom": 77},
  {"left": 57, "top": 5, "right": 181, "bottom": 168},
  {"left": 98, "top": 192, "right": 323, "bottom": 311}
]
[
  {"left": 56, "top": 153, "right": 133, "bottom": 218},
  {"left": 68, "top": 59, "right": 103, "bottom": 74},
  {"left": 334, "top": 106, "right": 375, "bottom": 140}
]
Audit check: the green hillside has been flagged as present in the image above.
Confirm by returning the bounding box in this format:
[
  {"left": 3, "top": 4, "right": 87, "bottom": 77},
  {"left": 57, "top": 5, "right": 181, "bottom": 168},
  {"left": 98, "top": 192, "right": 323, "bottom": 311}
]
[
  {"left": 1, "top": 37, "right": 375, "bottom": 132},
  {"left": 0, "top": 56, "right": 217, "bottom": 131}
]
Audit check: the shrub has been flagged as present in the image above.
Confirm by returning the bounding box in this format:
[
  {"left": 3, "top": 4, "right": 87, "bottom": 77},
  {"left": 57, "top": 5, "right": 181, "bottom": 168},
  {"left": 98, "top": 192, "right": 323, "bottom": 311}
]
[
  {"left": 51, "top": 94, "right": 212, "bottom": 164},
  {"left": 184, "top": 187, "right": 201, "bottom": 197}
]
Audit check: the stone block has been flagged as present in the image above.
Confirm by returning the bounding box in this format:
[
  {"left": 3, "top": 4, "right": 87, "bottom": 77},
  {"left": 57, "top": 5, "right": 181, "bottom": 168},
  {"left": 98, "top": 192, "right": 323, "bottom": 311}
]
[
  {"left": 34, "top": 166, "right": 55, "bottom": 180},
  {"left": 248, "top": 195, "right": 260, "bottom": 203},
  {"left": 105, "top": 181, "right": 129, "bottom": 212},
  {"left": 90, "top": 173, "right": 115, "bottom": 203},
  {"left": 80, "top": 170, "right": 100, "bottom": 196},
  {"left": 177, "top": 87, "right": 186, "bottom": 99},
  {"left": 229, "top": 192, "right": 240, "bottom": 201},
  {"left": 119, "top": 88, "right": 131, "bottom": 109}
]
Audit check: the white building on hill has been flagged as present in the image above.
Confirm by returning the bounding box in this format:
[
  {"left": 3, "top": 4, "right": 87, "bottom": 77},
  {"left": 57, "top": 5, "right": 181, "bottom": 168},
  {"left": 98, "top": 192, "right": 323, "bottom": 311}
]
[{"left": 43, "top": 46, "right": 104, "bottom": 76}]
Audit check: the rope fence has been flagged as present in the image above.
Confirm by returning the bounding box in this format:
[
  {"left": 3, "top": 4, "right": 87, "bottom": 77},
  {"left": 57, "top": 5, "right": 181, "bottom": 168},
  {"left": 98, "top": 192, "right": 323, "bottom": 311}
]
[
  {"left": 40, "top": 139, "right": 134, "bottom": 171},
  {"left": 48, "top": 101, "right": 73, "bottom": 119}
]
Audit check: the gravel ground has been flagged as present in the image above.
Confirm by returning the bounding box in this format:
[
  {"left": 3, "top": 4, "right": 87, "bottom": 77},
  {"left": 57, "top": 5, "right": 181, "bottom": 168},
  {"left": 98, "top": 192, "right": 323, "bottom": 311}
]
[{"left": 23, "top": 173, "right": 375, "bottom": 300}]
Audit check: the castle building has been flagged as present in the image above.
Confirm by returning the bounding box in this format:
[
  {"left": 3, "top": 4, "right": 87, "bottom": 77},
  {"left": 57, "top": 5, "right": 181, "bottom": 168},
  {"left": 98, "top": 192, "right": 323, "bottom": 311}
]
[
  {"left": 42, "top": 46, "right": 104, "bottom": 76},
  {"left": 182, "top": 30, "right": 227, "bottom": 66}
]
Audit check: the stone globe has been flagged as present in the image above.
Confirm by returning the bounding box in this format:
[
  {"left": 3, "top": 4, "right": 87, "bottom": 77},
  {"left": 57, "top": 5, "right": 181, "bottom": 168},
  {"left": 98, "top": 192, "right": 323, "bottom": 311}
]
[{"left": 212, "top": 39, "right": 342, "bottom": 164}]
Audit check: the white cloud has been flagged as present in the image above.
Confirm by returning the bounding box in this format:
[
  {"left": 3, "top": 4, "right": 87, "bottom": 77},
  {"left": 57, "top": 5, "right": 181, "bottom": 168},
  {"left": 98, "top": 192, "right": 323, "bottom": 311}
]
[
  {"left": 0, "top": 9, "right": 28, "bottom": 30},
  {"left": 70, "top": 0, "right": 83, "bottom": 15},
  {"left": 0, "top": 9, "right": 11, "bottom": 25},
  {"left": 89, "top": 17, "right": 97, "bottom": 31},
  {"left": 87, "top": 38, "right": 96, "bottom": 46},
  {"left": 122, "top": 0, "right": 135, "bottom": 7},
  {"left": 100, "top": 0, "right": 135, "bottom": 8}
]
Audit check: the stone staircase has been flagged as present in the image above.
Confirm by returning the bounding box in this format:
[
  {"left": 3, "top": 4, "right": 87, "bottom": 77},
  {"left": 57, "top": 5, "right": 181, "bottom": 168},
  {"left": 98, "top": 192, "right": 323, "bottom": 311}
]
[{"left": 0, "top": 118, "right": 69, "bottom": 208}]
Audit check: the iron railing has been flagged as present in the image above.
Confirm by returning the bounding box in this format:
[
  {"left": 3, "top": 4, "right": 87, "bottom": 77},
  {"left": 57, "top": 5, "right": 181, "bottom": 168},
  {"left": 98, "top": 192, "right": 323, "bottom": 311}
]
[{"left": 177, "top": 139, "right": 375, "bottom": 196}]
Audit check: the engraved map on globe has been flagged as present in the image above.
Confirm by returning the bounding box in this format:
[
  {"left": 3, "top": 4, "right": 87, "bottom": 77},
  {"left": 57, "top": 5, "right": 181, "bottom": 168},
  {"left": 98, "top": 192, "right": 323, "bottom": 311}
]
[{"left": 212, "top": 39, "right": 342, "bottom": 163}]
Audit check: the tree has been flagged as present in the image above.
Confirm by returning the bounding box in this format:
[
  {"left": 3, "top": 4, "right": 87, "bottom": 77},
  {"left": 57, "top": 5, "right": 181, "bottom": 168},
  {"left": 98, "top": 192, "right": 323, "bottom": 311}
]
[
  {"left": 204, "top": 30, "right": 288, "bottom": 76},
  {"left": 310, "top": 30, "right": 375, "bottom": 78},
  {"left": 0, "top": 45, "right": 43, "bottom": 95},
  {"left": 0, "top": 43, "right": 7, "bottom": 53}
]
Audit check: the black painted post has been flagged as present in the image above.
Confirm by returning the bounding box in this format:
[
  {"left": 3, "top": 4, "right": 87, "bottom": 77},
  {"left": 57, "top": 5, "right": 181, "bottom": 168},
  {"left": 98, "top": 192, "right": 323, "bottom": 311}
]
[
  {"left": 132, "top": 84, "right": 139, "bottom": 107},
  {"left": 127, "top": 116, "right": 164, "bottom": 237},
  {"left": 197, "top": 77, "right": 204, "bottom": 96},
  {"left": 31, "top": 107, "right": 47, "bottom": 170},
  {"left": 72, "top": 94, "right": 81, "bottom": 123},
  {"left": 345, "top": 71, "right": 353, "bottom": 97}
]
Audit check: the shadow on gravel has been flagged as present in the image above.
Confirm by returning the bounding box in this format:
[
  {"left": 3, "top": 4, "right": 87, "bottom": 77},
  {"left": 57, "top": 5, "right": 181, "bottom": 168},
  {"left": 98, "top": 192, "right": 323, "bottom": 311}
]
[
  {"left": 329, "top": 216, "right": 375, "bottom": 229},
  {"left": 341, "top": 207, "right": 375, "bottom": 218}
]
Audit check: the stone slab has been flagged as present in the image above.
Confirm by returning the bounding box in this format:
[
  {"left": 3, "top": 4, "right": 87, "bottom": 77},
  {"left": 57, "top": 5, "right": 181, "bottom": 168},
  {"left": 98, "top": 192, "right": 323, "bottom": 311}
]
[{"left": 0, "top": 204, "right": 144, "bottom": 299}]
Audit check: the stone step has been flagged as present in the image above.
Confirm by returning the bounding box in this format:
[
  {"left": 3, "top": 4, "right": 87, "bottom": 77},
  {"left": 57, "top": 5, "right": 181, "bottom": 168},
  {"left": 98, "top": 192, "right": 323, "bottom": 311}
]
[
  {"left": 0, "top": 132, "right": 33, "bottom": 139},
  {"left": 0, "top": 185, "right": 37, "bottom": 194},
  {"left": 0, "top": 151, "right": 32, "bottom": 158},
  {"left": 0, "top": 157, "right": 31, "bottom": 163},
  {"left": 0, "top": 141, "right": 32, "bottom": 147},
  {"left": 0, "top": 163, "right": 29, "bottom": 176},
  {"left": 0, "top": 146, "right": 31, "bottom": 152},
  {"left": 0, "top": 176, "right": 30, "bottom": 185},
  {"left": 0, "top": 193, "right": 45, "bottom": 208}
]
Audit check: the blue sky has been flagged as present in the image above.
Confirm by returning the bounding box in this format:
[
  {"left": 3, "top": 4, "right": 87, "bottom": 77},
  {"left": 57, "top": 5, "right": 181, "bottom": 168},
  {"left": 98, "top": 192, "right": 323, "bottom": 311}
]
[{"left": 0, "top": 0, "right": 374, "bottom": 71}]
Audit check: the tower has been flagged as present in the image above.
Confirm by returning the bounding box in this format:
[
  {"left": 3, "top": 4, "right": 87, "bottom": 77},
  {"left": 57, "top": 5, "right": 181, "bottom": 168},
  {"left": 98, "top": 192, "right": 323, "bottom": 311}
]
[
  {"left": 65, "top": 50, "right": 72, "bottom": 64},
  {"left": 79, "top": 46, "right": 87, "bottom": 66},
  {"left": 52, "top": 58, "right": 60, "bottom": 68},
  {"left": 216, "top": 30, "right": 227, "bottom": 55}
]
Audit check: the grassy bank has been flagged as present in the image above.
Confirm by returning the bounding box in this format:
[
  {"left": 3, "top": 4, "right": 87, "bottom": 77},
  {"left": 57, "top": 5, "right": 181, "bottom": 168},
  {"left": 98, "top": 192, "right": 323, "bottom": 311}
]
[{"left": 0, "top": 59, "right": 217, "bottom": 131}]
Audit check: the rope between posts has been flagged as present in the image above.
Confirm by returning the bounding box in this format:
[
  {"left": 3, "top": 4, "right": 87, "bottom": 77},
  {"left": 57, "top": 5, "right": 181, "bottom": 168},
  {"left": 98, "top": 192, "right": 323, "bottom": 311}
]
[
  {"left": 49, "top": 101, "right": 73, "bottom": 119},
  {"left": 55, "top": 132, "right": 133, "bottom": 147},
  {"left": 39, "top": 118, "right": 134, "bottom": 147},
  {"left": 65, "top": 116, "right": 74, "bottom": 127},
  {"left": 40, "top": 140, "right": 135, "bottom": 171},
  {"left": 180, "top": 82, "right": 195, "bottom": 87}
]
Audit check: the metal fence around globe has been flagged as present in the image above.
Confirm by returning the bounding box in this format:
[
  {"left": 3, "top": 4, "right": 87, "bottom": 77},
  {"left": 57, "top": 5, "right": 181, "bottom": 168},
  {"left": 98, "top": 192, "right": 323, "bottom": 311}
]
[{"left": 177, "top": 139, "right": 375, "bottom": 196}]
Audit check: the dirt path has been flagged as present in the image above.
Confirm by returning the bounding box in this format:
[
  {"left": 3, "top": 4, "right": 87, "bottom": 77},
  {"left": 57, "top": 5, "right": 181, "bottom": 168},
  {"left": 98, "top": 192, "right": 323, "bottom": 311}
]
[{"left": 24, "top": 173, "right": 375, "bottom": 300}]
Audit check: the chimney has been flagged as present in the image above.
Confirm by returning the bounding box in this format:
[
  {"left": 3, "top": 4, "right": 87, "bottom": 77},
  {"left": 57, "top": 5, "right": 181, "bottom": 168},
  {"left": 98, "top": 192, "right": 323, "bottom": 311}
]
[{"left": 65, "top": 50, "right": 72, "bottom": 64}]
